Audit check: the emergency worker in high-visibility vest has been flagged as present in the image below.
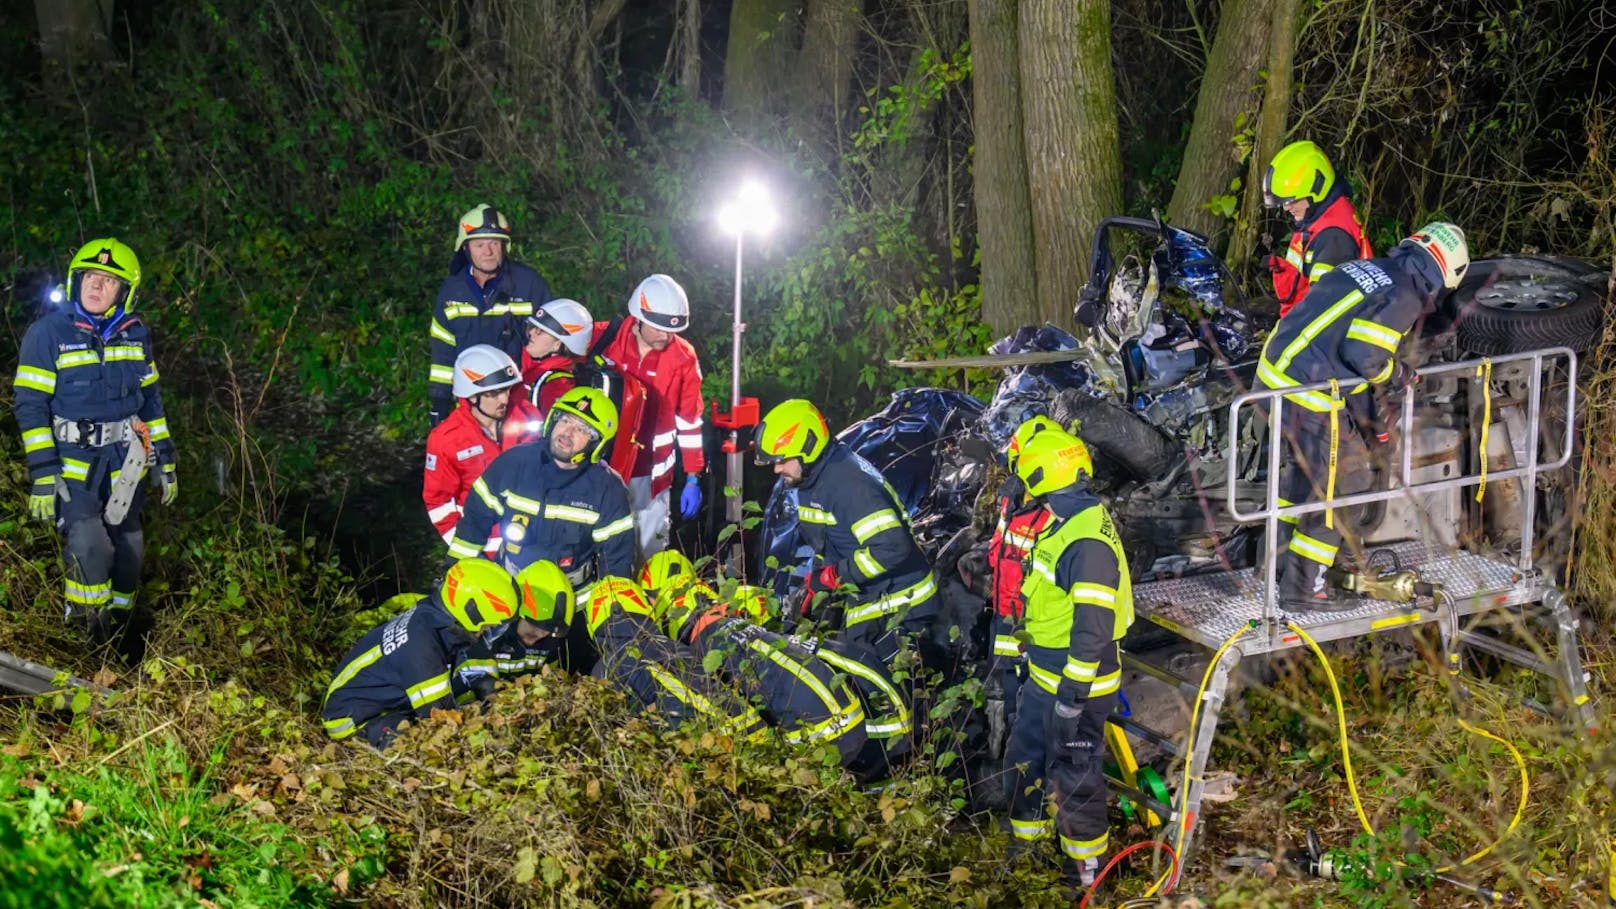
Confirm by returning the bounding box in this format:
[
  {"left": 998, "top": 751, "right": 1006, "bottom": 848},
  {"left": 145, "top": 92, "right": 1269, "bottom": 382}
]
[
  {"left": 1001, "top": 429, "right": 1132, "bottom": 891},
  {"left": 1257, "top": 222, "right": 1469, "bottom": 610},
  {"left": 1263, "top": 141, "right": 1375, "bottom": 317},
  {"left": 986, "top": 415, "right": 1060, "bottom": 732}
]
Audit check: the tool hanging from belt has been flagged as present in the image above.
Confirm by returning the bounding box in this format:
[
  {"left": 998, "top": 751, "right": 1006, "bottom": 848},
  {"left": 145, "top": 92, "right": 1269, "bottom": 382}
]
[{"left": 53, "top": 416, "right": 152, "bottom": 524}]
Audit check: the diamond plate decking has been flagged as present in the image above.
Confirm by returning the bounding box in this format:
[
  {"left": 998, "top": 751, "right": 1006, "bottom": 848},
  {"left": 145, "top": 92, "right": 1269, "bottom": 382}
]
[{"left": 1134, "top": 540, "right": 1540, "bottom": 653}]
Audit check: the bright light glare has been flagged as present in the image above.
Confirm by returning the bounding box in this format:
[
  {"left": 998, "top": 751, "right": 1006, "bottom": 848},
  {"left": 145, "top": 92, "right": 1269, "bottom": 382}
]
[{"left": 717, "top": 179, "right": 778, "bottom": 237}]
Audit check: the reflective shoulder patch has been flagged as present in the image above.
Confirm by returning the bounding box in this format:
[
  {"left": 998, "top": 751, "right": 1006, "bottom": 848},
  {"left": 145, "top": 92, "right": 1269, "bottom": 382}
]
[{"left": 455, "top": 445, "right": 485, "bottom": 461}]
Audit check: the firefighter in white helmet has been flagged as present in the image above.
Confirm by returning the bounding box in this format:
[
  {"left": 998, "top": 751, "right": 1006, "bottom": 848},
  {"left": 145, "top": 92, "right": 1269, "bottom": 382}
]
[{"left": 589, "top": 274, "right": 706, "bottom": 558}]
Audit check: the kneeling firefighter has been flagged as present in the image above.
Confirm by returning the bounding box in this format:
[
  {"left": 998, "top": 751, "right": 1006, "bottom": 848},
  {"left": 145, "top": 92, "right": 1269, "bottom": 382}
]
[
  {"left": 322, "top": 559, "right": 521, "bottom": 749},
  {"left": 1002, "top": 428, "right": 1134, "bottom": 890},
  {"left": 13, "top": 238, "right": 177, "bottom": 645}
]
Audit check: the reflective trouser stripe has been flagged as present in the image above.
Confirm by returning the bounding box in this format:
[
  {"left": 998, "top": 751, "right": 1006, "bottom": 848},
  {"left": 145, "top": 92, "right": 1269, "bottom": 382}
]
[
  {"left": 782, "top": 703, "right": 867, "bottom": 746},
  {"left": 324, "top": 716, "right": 358, "bottom": 739},
  {"left": 844, "top": 574, "right": 937, "bottom": 628},
  {"left": 1061, "top": 832, "right": 1109, "bottom": 860},
  {"left": 1289, "top": 531, "right": 1339, "bottom": 566},
  {"left": 65, "top": 579, "right": 110, "bottom": 606},
  {"left": 1011, "top": 818, "right": 1054, "bottom": 841}
]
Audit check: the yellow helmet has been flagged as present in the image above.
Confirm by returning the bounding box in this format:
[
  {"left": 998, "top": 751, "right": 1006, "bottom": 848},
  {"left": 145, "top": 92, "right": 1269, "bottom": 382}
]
[
  {"left": 454, "top": 204, "right": 511, "bottom": 251},
  {"left": 1264, "top": 141, "right": 1336, "bottom": 207},
  {"left": 729, "top": 584, "right": 774, "bottom": 626},
  {"left": 68, "top": 238, "right": 142, "bottom": 312},
  {"left": 439, "top": 559, "right": 521, "bottom": 634},
  {"left": 640, "top": 550, "right": 696, "bottom": 600},
  {"left": 1014, "top": 429, "right": 1095, "bottom": 498},
  {"left": 513, "top": 560, "right": 575, "bottom": 636},
  {"left": 584, "top": 576, "right": 655, "bottom": 638},
  {"left": 1007, "top": 414, "right": 1062, "bottom": 472},
  {"left": 545, "top": 386, "right": 619, "bottom": 465},
  {"left": 660, "top": 582, "right": 719, "bottom": 640},
  {"left": 754, "top": 399, "right": 831, "bottom": 466}
]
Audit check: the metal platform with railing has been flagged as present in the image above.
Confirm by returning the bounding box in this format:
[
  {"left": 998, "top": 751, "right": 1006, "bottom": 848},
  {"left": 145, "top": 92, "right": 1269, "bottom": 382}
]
[{"left": 1106, "top": 346, "right": 1599, "bottom": 867}]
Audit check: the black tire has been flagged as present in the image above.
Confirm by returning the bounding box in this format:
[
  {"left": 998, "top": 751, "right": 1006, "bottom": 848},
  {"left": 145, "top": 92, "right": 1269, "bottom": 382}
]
[
  {"left": 1453, "top": 256, "right": 1609, "bottom": 355},
  {"left": 1050, "top": 390, "right": 1180, "bottom": 481}
]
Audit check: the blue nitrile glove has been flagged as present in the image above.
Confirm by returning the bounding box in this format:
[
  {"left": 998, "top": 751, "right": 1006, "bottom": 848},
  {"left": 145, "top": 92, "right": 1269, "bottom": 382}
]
[{"left": 679, "top": 474, "right": 703, "bottom": 519}]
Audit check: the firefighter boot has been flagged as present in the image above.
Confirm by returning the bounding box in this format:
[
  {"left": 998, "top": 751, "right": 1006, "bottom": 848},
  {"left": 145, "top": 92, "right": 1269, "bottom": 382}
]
[{"left": 1278, "top": 555, "right": 1357, "bottom": 613}]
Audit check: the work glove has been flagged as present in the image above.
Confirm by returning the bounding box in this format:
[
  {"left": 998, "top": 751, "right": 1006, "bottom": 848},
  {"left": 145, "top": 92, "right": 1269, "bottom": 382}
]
[
  {"left": 28, "top": 475, "right": 67, "bottom": 523},
  {"left": 157, "top": 463, "right": 179, "bottom": 506},
  {"left": 679, "top": 474, "right": 703, "bottom": 519},
  {"left": 800, "top": 564, "right": 842, "bottom": 617},
  {"left": 1047, "top": 699, "right": 1094, "bottom": 761}
]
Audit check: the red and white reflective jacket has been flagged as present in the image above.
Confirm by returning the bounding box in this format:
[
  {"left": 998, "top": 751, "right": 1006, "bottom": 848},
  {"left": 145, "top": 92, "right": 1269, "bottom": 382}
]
[
  {"left": 422, "top": 397, "right": 543, "bottom": 543},
  {"left": 519, "top": 351, "right": 577, "bottom": 401},
  {"left": 592, "top": 318, "right": 705, "bottom": 495},
  {"left": 986, "top": 493, "right": 1053, "bottom": 661}
]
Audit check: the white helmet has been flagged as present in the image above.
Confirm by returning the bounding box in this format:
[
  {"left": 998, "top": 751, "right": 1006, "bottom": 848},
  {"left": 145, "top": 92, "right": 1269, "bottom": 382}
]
[
  {"left": 454, "top": 204, "right": 511, "bottom": 252},
  {"left": 527, "top": 299, "right": 595, "bottom": 357},
  {"left": 1404, "top": 221, "right": 1469, "bottom": 290},
  {"left": 628, "top": 274, "right": 690, "bottom": 333},
  {"left": 452, "top": 345, "right": 521, "bottom": 399}
]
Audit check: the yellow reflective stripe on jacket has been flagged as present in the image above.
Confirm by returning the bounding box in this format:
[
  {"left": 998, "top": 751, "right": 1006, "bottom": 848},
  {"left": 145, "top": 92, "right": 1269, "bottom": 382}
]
[
  {"left": 22, "top": 427, "right": 53, "bottom": 454},
  {"left": 486, "top": 301, "right": 533, "bottom": 317},
  {"left": 1271, "top": 289, "right": 1365, "bottom": 374},
  {"left": 1309, "top": 261, "right": 1337, "bottom": 280},
  {"left": 853, "top": 548, "right": 883, "bottom": 577},
  {"left": 146, "top": 418, "right": 170, "bottom": 442},
  {"left": 798, "top": 506, "right": 836, "bottom": 525},
  {"left": 323, "top": 716, "right": 358, "bottom": 739},
  {"left": 993, "top": 634, "right": 1022, "bottom": 657},
  {"left": 141, "top": 365, "right": 159, "bottom": 387},
  {"left": 405, "top": 671, "right": 453, "bottom": 709},
  {"left": 1088, "top": 669, "right": 1122, "bottom": 697},
  {"left": 749, "top": 639, "right": 839, "bottom": 707},
  {"left": 55, "top": 350, "right": 101, "bottom": 369},
  {"left": 430, "top": 319, "right": 455, "bottom": 344},
  {"left": 593, "top": 515, "right": 634, "bottom": 542},
  {"left": 441, "top": 303, "right": 480, "bottom": 319},
  {"left": 850, "top": 509, "right": 901, "bottom": 543},
  {"left": 1256, "top": 359, "right": 1346, "bottom": 413},
  {"left": 325, "top": 645, "right": 383, "bottom": 703},
  {"left": 1069, "top": 582, "right": 1117, "bottom": 609},
  {"left": 447, "top": 537, "right": 481, "bottom": 558},
  {"left": 1345, "top": 318, "right": 1402, "bottom": 352},
  {"left": 782, "top": 702, "right": 866, "bottom": 745},
  {"left": 472, "top": 478, "right": 504, "bottom": 514},
  {"left": 61, "top": 458, "right": 90, "bottom": 481},
  {"left": 1027, "top": 661, "right": 1061, "bottom": 695},
  {"left": 430, "top": 364, "right": 455, "bottom": 384},
  {"left": 1063, "top": 656, "right": 1099, "bottom": 683},
  {"left": 14, "top": 365, "right": 56, "bottom": 393},
  {"left": 102, "top": 344, "right": 145, "bottom": 362},
  {"left": 504, "top": 492, "right": 541, "bottom": 515},
  {"left": 844, "top": 573, "right": 936, "bottom": 627},
  {"left": 547, "top": 503, "right": 600, "bottom": 524}
]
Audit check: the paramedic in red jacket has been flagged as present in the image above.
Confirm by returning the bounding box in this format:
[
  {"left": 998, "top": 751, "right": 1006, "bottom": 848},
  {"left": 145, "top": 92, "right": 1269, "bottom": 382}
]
[
  {"left": 1263, "top": 141, "right": 1374, "bottom": 318},
  {"left": 590, "top": 274, "right": 706, "bottom": 557},
  {"left": 519, "top": 298, "right": 593, "bottom": 400},
  {"left": 422, "top": 345, "right": 541, "bottom": 544}
]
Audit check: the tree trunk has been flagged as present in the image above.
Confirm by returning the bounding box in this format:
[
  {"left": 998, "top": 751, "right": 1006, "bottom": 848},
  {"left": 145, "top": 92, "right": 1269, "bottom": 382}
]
[
  {"left": 1166, "top": 0, "right": 1273, "bottom": 242},
  {"left": 724, "top": 0, "right": 795, "bottom": 126},
  {"left": 1019, "top": 0, "right": 1122, "bottom": 327},
  {"left": 795, "top": 0, "right": 860, "bottom": 154},
  {"left": 1230, "top": 0, "right": 1299, "bottom": 272},
  {"left": 970, "top": 0, "right": 1039, "bottom": 334},
  {"left": 34, "top": 0, "right": 110, "bottom": 73},
  {"left": 675, "top": 0, "right": 702, "bottom": 94}
]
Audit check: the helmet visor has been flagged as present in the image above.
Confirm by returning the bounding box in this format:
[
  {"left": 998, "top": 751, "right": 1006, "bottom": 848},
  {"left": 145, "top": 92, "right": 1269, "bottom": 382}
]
[
  {"left": 527, "top": 308, "right": 571, "bottom": 340},
  {"left": 471, "top": 364, "right": 520, "bottom": 390}
]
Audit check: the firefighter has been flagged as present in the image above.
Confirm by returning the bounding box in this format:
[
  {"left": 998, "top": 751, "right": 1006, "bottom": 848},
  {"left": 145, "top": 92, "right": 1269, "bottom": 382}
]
[
  {"left": 428, "top": 204, "right": 552, "bottom": 428},
  {"left": 12, "top": 238, "right": 177, "bottom": 644},
  {"left": 663, "top": 590, "right": 870, "bottom": 769},
  {"left": 1002, "top": 428, "right": 1133, "bottom": 890},
  {"left": 448, "top": 386, "right": 635, "bottom": 598},
  {"left": 986, "top": 415, "right": 1061, "bottom": 734},
  {"left": 752, "top": 398, "right": 941, "bottom": 665},
  {"left": 584, "top": 577, "right": 766, "bottom": 738},
  {"left": 422, "top": 345, "right": 543, "bottom": 545},
  {"left": 455, "top": 559, "right": 577, "bottom": 700},
  {"left": 519, "top": 298, "right": 593, "bottom": 395},
  {"left": 589, "top": 274, "right": 706, "bottom": 557},
  {"left": 321, "top": 559, "right": 521, "bottom": 749},
  {"left": 1263, "top": 141, "right": 1375, "bottom": 318},
  {"left": 1258, "top": 222, "right": 1469, "bottom": 610}
]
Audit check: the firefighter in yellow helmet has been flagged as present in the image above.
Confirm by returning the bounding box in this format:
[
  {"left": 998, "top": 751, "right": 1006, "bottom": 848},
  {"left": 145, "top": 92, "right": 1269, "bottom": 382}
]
[
  {"left": 12, "top": 238, "right": 176, "bottom": 647},
  {"left": 1263, "top": 141, "right": 1374, "bottom": 317},
  {"left": 754, "top": 398, "right": 941, "bottom": 666},
  {"left": 1001, "top": 429, "right": 1134, "bottom": 892},
  {"left": 322, "top": 559, "right": 521, "bottom": 749}
]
